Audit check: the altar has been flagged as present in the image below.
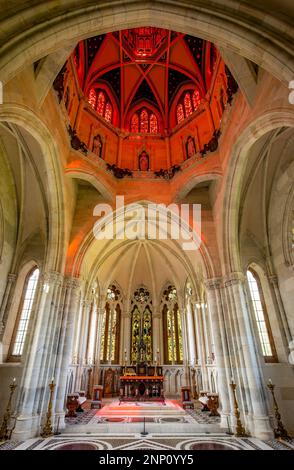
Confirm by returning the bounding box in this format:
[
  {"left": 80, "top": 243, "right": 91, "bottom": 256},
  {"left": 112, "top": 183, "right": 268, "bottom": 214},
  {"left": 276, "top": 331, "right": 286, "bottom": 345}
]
[{"left": 119, "top": 375, "right": 164, "bottom": 403}]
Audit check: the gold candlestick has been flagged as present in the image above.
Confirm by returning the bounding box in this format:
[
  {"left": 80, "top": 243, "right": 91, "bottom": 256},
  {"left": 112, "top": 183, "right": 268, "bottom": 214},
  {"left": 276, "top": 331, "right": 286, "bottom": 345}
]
[
  {"left": 230, "top": 381, "right": 248, "bottom": 437},
  {"left": 267, "top": 380, "right": 290, "bottom": 439},
  {"left": 41, "top": 379, "right": 55, "bottom": 438},
  {"left": 0, "top": 378, "right": 17, "bottom": 441}
]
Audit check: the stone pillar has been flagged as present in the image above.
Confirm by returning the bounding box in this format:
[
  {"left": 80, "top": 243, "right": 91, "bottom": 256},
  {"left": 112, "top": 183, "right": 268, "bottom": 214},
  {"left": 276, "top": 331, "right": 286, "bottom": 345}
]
[
  {"left": 224, "top": 272, "right": 273, "bottom": 440},
  {"left": 54, "top": 277, "right": 81, "bottom": 428},
  {"left": 186, "top": 301, "right": 196, "bottom": 364},
  {"left": 268, "top": 274, "right": 292, "bottom": 345},
  {"left": 92, "top": 305, "right": 105, "bottom": 386},
  {"left": 193, "top": 301, "right": 209, "bottom": 390},
  {"left": 180, "top": 307, "right": 190, "bottom": 386},
  {"left": 13, "top": 271, "right": 64, "bottom": 439},
  {"left": 205, "top": 278, "right": 232, "bottom": 429},
  {"left": 0, "top": 273, "right": 17, "bottom": 338}
]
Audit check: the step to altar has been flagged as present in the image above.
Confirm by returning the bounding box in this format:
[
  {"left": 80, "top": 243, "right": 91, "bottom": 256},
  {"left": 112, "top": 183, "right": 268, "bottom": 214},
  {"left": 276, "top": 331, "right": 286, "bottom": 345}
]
[{"left": 96, "top": 399, "right": 186, "bottom": 416}]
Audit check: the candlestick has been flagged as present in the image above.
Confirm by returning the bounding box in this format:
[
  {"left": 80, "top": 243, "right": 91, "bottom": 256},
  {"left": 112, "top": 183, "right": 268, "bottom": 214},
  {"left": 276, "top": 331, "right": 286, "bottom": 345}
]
[
  {"left": 230, "top": 382, "right": 248, "bottom": 437},
  {"left": 267, "top": 380, "right": 289, "bottom": 439},
  {"left": 41, "top": 379, "right": 55, "bottom": 438},
  {"left": 0, "top": 379, "right": 18, "bottom": 441}
]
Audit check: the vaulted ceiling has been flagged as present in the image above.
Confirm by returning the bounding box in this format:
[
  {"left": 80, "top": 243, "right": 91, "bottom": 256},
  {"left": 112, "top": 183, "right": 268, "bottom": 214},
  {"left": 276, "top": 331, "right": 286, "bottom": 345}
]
[{"left": 74, "top": 28, "right": 218, "bottom": 130}]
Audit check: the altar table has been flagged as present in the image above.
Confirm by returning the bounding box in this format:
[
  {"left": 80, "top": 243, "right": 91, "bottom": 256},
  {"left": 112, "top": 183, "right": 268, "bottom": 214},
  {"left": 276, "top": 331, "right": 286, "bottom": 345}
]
[{"left": 119, "top": 375, "right": 165, "bottom": 403}]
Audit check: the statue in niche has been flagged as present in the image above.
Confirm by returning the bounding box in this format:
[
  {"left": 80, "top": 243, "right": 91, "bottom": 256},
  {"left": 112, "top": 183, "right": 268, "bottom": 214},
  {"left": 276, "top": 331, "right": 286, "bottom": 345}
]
[
  {"left": 138, "top": 150, "right": 149, "bottom": 171},
  {"left": 186, "top": 136, "right": 196, "bottom": 159},
  {"left": 92, "top": 134, "right": 103, "bottom": 158}
]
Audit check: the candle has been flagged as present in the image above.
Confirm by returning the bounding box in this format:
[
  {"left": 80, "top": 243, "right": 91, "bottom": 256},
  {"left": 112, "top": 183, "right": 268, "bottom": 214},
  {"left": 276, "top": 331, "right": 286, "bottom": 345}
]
[
  {"left": 157, "top": 348, "right": 159, "bottom": 353},
  {"left": 268, "top": 378, "right": 272, "bottom": 385},
  {"left": 51, "top": 377, "right": 55, "bottom": 383},
  {"left": 231, "top": 376, "right": 234, "bottom": 384},
  {"left": 13, "top": 377, "right": 16, "bottom": 383}
]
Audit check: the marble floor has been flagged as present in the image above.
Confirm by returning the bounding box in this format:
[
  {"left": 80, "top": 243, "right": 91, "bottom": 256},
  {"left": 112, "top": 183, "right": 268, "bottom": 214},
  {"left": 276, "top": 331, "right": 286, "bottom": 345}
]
[{"left": 0, "top": 399, "right": 293, "bottom": 451}]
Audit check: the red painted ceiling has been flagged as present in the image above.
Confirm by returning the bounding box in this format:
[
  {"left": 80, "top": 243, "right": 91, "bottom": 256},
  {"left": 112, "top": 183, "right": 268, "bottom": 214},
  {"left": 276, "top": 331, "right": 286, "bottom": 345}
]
[{"left": 74, "top": 28, "right": 218, "bottom": 132}]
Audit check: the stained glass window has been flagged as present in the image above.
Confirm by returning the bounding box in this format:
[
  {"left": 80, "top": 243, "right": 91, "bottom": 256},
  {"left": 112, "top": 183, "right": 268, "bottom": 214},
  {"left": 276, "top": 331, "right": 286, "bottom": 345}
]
[
  {"left": 184, "top": 92, "right": 193, "bottom": 117},
  {"left": 12, "top": 268, "right": 40, "bottom": 356},
  {"left": 100, "top": 295, "right": 121, "bottom": 363},
  {"left": 131, "top": 288, "right": 152, "bottom": 363},
  {"left": 88, "top": 88, "right": 97, "bottom": 109},
  {"left": 192, "top": 89, "right": 201, "bottom": 110},
  {"left": 149, "top": 114, "right": 158, "bottom": 133},
  {"left": 176, "top": 104, "right": 184, "bottom": 124},
  {"left": 97, "top": 91, "right": 105, "bottom": 116},
  {"left": 162, "top": 286, "right": 183, "bottom": 364},
  {"left": 104, "top": 102, "right": 112, "bottom": 123},
  {"left": 140, "top": 109, "right": 149, "bottom": 133},
  {"left": 131, "top": 113, "right": 139, "bottom": 133},
  {"left": 247, "top": 270, "right": 277, "bottom": 361},
  {"left": 131, "top": 306, "right": 141, "bottom": 363}
]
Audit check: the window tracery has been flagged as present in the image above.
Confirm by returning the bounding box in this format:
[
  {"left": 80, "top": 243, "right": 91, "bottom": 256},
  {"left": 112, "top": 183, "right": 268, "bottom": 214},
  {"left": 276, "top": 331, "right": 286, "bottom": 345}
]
[
  {"left": 246, "top": 269, "right": 277, "bottom": 362},
  {"left": 162, "top": 285, "right": 183, "bottom": 364},
  {"left": 176, "top": 89, "right": 201, "bottom": 124},
  {"left": 11, "top": 268, "right": 40, "bottom": 357},
  {"left": 87, "top": 89, "right": 113, "bottom": 124},
  {"left": 131, "top": 287, "right": 152, "bottom": 363},
  {"left": 130, "top": 109, "right": 159, "bottom": 133},
  {"left": 100, "top": 284, "right": 121, "bottom": 363}
]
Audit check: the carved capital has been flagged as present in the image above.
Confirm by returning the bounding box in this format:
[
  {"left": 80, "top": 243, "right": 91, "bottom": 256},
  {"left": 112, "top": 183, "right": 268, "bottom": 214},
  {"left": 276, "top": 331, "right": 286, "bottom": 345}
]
[
  {"left": 223, "top": 271, "right": 245, "bottom": 287},
  {"left": 7, "top": 273, "right": 17, "bottom": 283},
  {"left": 204, "top": 278, "right": 222, "bottom": 291}
]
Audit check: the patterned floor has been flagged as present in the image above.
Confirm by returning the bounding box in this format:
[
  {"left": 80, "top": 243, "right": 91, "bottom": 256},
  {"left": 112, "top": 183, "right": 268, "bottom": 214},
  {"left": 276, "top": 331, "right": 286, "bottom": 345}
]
[
  {"left": 1, "top": 399, "right": 292, "bottom": 451},
  {"left": 0, "top": 433, "right": 276, "bottom": 451}
]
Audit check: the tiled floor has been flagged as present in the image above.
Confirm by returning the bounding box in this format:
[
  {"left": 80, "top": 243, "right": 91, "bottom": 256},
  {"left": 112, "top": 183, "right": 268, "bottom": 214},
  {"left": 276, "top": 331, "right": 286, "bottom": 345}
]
[{"left": 0, "top": 399, "right": 293, "bottom": 451}]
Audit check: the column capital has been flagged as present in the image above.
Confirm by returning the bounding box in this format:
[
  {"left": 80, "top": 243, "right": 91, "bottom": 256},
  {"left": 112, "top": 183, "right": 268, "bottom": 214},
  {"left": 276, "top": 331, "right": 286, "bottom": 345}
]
[
  {"left": 64, "top": 276, "right": 81, "bottom": 290},
  {"left": 267, "top": 274, "right": 278, "bottom": 285},
  {"left": 41, "top": 270, "right": 64, "bottom": 287},
  {"left": 223, "top": 271, "right": 245, "bottom": 287},
  {"left": 7, "top": 273, "right": 17, "bottom": 283},
  {"left": 204, "top": 277, "right": 222, "bottom": 291}
]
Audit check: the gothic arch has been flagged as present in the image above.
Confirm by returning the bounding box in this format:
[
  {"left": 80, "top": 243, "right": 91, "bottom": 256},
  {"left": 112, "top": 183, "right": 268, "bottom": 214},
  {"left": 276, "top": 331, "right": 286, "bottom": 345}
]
[{"left": 1, "top": 1, "right": 294, "bottom": 88}]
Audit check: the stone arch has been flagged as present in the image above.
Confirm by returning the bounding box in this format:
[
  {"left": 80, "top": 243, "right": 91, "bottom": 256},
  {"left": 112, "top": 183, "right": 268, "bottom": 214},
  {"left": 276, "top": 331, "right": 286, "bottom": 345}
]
[
  {"left": 0, "top": 104, "right": 66, "bottom": 272},
  {"left": 221, "top": 110, "right": 294, "bottom": 274},
  {"left": 1, "top": 1, "right": 294, "bottom": 87}
]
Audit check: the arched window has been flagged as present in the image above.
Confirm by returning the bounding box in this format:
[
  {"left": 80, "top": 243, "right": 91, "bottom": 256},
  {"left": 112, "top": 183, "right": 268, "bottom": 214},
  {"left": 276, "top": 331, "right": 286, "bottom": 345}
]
[
  {"left": 130, "top": 109, "right": 160, "bottom": 133},
  {"left": 130, "top": 287, "right": 152, "bottom": 363},
  {"left": 192, "top": 90, "right": 201, "bottom": 110},
  {"left": 140, "top": 109, "right": 149, "bottom": 133},
  {"left": 184, "top": 92, "right": 193, "bottom": 117},
  {"left": 176, "top": 89, "right": 201, "bottom": 124},
  {"left": 11, "top": 268, "right": 40, "bottom": 357},
  {"left": 100, "top": 285, "right": 121, "bottom": 364},
  {"left": 246, "top": 270, "right": 277, "bottom": 362},
  {"left": 104, "top": 102, "right": 112, "bottom": 122},
  {"left": 176, "top": 104, "right": 185, "bottom": 124},
  {"left": 131, "top": 113, "right": 139, "bottom": 133},
  {"left": 97, "top": 91, "right": 105, "bottom": 116},
  {"left": 149, "top": 114, "right": 158, "bottom": 133},
  {"left": 162, "top": 285, "right": 183, "bottom": 364},
  {"left": 88, "top": 88, "right": 97, "bottom": 109}
]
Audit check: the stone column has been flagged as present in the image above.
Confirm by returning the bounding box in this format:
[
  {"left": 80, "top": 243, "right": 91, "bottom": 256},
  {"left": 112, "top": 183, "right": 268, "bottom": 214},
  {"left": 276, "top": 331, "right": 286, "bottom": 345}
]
[
  {"left": 54, "top": 277, "right": 81, "bottom": 428},
  {"left": 13, "top": 271, "right": 64, "bottom": 439},
  {"left": 186, "top": 300, "right": 197, "bottom": 364},
  {"left": 92, "top": 305, "right": 105, "bottom": 386},
  {"left": 205, "top": 278, "right": 231, "bottom": 429},
  {"left": 0, "top": 273, "right": 17, "bottom": 338},
  {"left": 268, "top": 274, "right": 292, "bottom": 345},
  {"left": 180, "top": 307, "right": 190, "bottom": 386},
  {"left": 193, "top": 301, "right": 209, "bottom": 390},
  {"left": 224, "top": 272, "right": 273, "bottom": 440}
]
